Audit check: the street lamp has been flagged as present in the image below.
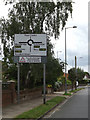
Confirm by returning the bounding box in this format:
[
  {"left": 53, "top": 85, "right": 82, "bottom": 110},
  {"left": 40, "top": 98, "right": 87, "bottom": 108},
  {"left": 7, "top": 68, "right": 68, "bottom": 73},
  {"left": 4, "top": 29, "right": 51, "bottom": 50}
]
[{"left": 65, "top": 26, "right": 77, "bottom": 94}]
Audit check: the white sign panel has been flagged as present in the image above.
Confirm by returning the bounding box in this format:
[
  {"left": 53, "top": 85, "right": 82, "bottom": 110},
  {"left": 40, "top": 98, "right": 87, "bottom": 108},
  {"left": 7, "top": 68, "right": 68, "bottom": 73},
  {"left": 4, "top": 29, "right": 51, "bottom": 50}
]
[
  {"left": 14, "top": 34, "right": 47, "bottom": 57},
  {"left": 19, "top": 57, "right": 41, "bottom": 63}
]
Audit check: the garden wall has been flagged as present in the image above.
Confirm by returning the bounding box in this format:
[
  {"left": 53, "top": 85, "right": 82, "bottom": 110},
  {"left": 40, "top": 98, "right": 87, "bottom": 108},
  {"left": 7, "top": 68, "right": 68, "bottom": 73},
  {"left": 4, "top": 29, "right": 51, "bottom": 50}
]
[
  {"left": 19, "top": 87, "right": 42, "bottom": 101},
  {"left": 2, "top": 81, "right": 42, "bottom": 107},
  {"left": 2, "top": 81, "right": 16, "bottom": 107},
  {"left": 56, "top": 85, "right": 75, "bottom": 92}
]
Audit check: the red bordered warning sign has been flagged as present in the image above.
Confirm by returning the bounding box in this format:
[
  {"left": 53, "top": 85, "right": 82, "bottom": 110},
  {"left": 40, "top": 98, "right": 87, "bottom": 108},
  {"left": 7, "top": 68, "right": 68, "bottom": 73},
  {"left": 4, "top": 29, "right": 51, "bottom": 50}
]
[{"left": 19, "top": 57, "right": 26, "bottom": 63}]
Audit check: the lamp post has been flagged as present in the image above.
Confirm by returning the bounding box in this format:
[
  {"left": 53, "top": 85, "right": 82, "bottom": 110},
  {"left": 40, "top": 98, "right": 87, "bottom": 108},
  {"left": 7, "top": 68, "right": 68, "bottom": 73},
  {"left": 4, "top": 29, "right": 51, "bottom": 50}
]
[{"left": 65, "top": 26, "right": 77, "bottom": 94}]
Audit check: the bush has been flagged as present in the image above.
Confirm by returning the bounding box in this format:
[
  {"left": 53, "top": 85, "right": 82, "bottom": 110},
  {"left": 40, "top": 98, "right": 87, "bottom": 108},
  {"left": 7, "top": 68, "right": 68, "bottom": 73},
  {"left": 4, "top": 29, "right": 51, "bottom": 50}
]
[
  {"left": 54, "top": 81, "right": 62, "bottom": 91},
  {"left": 57, "top": 76, "right": 71, "bottom": 85},
  {"left": 67, "top": 79, "right": 72, "bottom": 85}
]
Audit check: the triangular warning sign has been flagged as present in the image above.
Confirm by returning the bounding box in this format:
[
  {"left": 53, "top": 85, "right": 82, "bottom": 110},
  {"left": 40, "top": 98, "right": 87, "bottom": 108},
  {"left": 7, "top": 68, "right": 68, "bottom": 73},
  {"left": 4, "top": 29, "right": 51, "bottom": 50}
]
[{"left": 19, "top": 57, "right": 26, "bottom": 63}]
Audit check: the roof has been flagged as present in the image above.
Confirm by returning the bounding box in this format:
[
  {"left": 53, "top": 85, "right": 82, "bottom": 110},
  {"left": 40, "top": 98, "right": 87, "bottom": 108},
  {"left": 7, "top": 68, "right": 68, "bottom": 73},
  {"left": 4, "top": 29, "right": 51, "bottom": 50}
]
[
  {"left": 83, "top": 74, "right": 90, "bottom": 80},
  {"left": 63, "top": 73, "right": 68, "bottom": 78}
]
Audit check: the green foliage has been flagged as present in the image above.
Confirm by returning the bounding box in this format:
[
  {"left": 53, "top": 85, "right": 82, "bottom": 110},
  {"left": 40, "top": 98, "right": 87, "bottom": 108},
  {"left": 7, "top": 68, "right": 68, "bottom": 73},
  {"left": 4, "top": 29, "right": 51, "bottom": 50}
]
[
  {"left": 69, "top": 88, "right": 85, "bottom": 93},
  {"left": 68, "top": 67, "right": 85, "bottom": 90},
  {"left": 57, "top": 76, "right": 65, "bottom": 84},
  {"left": 68, "top": 68, "right": 76, "bottom": 90},
  {"left": 67, "top": 79, "right": 72, "bottom": 85},
  {"left": 76, "top": 68, "right": 85, "bottom": 83},
  {"left": 63, "top": 92, "right": 71, "bottom": 96},
  {"left": 68, "top": 68, "right": 76, "bottom": 82},
  {"left": 54, "top": 81, "right": 62, "bottom": 91},
  {"left": 46, "top": 55, "right": 63, "bottom": 87},
  {"left": 57, "top": 76, "right": 71, "bottom": 85}
]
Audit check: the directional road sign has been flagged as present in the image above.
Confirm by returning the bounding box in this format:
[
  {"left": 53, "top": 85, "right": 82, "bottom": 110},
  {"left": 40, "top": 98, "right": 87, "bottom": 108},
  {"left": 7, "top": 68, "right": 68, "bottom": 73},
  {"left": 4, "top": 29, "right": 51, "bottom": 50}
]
[{"left": 14, "top": 34, "right": 47, "bottom": 57}]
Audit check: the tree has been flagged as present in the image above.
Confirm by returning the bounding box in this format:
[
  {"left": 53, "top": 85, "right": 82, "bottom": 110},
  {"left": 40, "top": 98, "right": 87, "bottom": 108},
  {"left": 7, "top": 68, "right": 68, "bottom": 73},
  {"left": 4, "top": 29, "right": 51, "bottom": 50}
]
[
  {"left": 76, "top": 68, "right": 85, "bottom": 84},
  {"left": 68, "top": 67, "right": 85, "bottom": 90},
  {"left": 1, "top": 2, "right": 73, "bottom": 89},
  {"left": 68, "top": 68, "right": 76, "bottom": 91}
]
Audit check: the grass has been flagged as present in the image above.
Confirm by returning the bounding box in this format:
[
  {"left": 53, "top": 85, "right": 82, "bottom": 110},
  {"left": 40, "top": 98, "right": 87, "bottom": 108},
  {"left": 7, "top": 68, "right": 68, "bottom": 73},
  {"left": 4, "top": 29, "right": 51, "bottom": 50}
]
[
  {"left": 69, "top": 88, "right": 85, "bottom": 93},
  {"left": 15, "top": 96, "right": 66, "bottom": 119},
  {"left": 63, "top": 93, "right": 72, "bottom": 96},
  {"left": 63, "top": 87, "right": 85, "bottom": 96}
]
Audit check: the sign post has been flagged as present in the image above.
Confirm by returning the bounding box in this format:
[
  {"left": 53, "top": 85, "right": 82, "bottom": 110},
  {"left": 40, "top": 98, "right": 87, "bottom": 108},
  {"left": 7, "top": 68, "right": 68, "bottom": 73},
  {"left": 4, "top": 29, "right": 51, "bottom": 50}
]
[
  {"left": 17, "top": 63, "right": 20, "bottom": 103},
  {"left": 43, "top": 64, "right": 46, "bottom": 104},
  {"left": 14, "top": 34, "right": 47, "bottom": 104}
]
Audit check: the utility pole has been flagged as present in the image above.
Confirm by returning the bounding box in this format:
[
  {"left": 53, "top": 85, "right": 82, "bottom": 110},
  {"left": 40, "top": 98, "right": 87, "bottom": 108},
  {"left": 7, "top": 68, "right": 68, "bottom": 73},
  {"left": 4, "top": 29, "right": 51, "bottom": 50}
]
[
  {"left": 75, "top": 56, "right": 77, "bottom": 90},
  {"left": 65, "top": 26, "right": 77, "bottom": 94}
]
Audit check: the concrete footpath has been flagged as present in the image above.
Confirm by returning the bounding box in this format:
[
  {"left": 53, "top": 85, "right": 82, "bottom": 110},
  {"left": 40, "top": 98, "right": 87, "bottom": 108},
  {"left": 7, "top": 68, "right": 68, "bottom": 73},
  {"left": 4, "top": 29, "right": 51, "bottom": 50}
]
[{"left": 2, "top": 91, "right": 67, "bottom": 118}]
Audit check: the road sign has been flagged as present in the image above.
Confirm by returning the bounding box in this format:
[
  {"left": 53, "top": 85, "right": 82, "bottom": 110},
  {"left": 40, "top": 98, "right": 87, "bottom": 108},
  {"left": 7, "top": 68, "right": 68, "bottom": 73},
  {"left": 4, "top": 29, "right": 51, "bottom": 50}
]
[
  {"left": 14, "top": 34, "right": 47, "bottom": 57},
  {"left": 19, "top": 57, "right": 41, "bottom": 63},
  {"left": 13, "top": 56, "right": 47, "bottom": 63}
]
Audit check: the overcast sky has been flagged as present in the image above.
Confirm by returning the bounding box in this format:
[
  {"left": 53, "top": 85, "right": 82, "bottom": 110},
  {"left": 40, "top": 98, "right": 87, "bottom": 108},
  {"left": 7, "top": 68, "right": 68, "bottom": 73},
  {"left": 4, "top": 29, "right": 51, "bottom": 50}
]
[
  {"left": 52, "top": 0, "right": 89, "bottom": 73},
  {"left": 0, "top": 0, "right": 89, "bottom": 73}
]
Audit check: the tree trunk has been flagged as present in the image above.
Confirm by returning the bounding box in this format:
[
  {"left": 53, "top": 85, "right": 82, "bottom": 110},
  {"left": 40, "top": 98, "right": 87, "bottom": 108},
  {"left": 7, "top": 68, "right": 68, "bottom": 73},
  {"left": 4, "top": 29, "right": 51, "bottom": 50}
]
[
  {"left": 72, "top": 81, "right": 73, "bottom": 91},
  {"left": 75, "top": 81, "right": 77, "bottom": 90}
]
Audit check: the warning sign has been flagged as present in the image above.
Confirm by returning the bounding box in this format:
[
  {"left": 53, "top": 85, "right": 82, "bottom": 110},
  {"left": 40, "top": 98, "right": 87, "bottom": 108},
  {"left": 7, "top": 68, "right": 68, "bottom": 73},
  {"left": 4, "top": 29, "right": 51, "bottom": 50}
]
[
  {"left": 19, "top": 57, "right": 26, "bottom": 63},
  {"left": 19, "top": 57, "right": 41, "bottom": 63}
]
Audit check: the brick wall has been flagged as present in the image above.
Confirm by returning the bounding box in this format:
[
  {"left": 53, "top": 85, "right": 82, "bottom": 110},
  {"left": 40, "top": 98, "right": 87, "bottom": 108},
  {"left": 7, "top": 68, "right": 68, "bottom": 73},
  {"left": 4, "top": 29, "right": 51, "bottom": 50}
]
[
  {"left": 19, "top": 87, "right": 42, "bottom": 101},
  {"left": 2, "top": 90, "right": 13, "bottom": 107},
  {"left": 56, "top": 85, "right": 75, "bottom": 92},
  {"left": 2, "top": 81, "right": 16, "bottom": 107},
  {"left": 2, "top": 82, "right": 42, "bottom": 107}
]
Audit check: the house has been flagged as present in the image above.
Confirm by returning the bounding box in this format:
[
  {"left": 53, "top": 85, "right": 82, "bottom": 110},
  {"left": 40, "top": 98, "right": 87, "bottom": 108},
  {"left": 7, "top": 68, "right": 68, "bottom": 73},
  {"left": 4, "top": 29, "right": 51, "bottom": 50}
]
[
  {"left": 63, "top": 73, "right": 68, "bottom": 79},
  {"left": 83, "top": 74, "right": 90, "bottom": 81}
]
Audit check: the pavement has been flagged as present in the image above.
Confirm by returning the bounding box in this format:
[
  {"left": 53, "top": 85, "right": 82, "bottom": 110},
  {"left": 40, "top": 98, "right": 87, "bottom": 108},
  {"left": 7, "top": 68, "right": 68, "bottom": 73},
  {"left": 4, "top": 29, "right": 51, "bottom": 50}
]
[
  {"left": 2, "top": 86, "right": 86, "bottom": 119},
  {"left": 2, "top": 90, "right": 67, "bottom": 119}
]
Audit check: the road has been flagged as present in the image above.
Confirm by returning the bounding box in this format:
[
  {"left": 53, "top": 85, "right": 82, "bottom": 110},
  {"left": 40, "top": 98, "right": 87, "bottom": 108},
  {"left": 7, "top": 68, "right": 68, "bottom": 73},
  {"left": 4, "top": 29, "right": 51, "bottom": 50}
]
[{"left": 50, "top": 87, "right": 88, "bottom": 118}]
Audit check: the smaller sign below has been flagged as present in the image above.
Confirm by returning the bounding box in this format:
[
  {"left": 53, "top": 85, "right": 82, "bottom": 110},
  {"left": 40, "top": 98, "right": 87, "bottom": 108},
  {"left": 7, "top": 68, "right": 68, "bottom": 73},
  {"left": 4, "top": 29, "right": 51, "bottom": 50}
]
[{"left": 19, "top": 57, "right": 41, "bottom": 63}]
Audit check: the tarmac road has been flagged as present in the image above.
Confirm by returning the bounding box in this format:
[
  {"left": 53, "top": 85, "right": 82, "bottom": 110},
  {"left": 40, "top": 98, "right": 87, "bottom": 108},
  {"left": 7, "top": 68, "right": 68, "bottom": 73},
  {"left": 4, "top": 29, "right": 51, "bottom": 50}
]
[{"left": 50, "top": 87, "right": 88, "bottom": 118}]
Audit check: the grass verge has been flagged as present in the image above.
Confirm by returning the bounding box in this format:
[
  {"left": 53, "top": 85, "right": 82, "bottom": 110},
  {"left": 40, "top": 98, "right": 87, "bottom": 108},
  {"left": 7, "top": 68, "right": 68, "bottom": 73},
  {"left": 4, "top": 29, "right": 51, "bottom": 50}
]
[
  {"left": 69, "top": 88, "right": 85, "bottom": 93},
  {"left": 63, "top": 92, "right": 71, "bottom": 96},
  {"left": 15, "top": 96, "right": 66, "bottom": 119}
]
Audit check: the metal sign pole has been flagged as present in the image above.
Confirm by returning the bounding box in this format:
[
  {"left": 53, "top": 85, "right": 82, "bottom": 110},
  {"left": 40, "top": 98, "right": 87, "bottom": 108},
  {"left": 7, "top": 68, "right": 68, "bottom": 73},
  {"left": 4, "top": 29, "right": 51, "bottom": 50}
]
[
  {"left": 17, "top": 62, "right": 20, "bottom": 103},
  {"left": 43, "top": 64, "right": 46, "bottom": 104}
]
